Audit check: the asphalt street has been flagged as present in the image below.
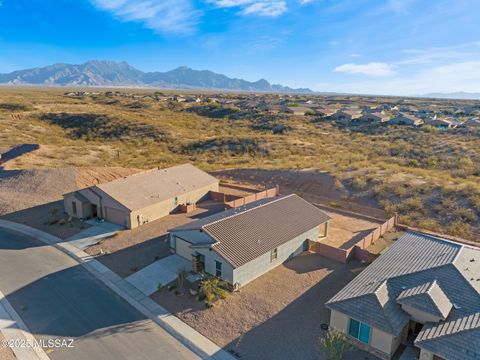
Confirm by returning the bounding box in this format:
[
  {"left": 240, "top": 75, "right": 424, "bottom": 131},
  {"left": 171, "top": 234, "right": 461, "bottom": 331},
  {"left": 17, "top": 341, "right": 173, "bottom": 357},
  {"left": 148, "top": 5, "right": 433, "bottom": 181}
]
[{"left": 0, "top": 227, "right": 200, "bottom": 360}]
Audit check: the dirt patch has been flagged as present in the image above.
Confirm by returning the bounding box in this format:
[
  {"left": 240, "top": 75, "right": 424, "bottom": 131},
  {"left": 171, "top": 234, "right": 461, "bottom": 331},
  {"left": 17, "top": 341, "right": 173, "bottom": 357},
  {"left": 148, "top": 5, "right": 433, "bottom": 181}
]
[
  {"left": 151, "top": 253, "right": 376, "bottom": 360},
  {"left": 86, "top": 200, "right": 226, "bottom": 277},
  {"left": 0, "top": 333, "right": 15, "bottom": 360},
  {"left": 322, "top": 208, "right": 383, "bottom": 249},
  {"left": 213, "top": 168, "right": 388, "bottom": 219},
  {"left": 0, "top": 167, "right": 142, "bottom": 216},
  {"left": 0, "top": 166, "right": 143, "bottom": 239},
  {"left": 367, "top": 230, "right": 405, "bottom": 255}
]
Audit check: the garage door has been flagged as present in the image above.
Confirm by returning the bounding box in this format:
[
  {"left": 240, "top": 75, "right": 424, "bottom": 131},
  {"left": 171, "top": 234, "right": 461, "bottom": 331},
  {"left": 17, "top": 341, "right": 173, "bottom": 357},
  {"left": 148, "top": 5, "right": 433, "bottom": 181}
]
[
  {"left": 104, "top": 207, "right": 127, "bottom": 226},
  {"left": 175, "top": 238, "right": 192, "bottom": 260}
]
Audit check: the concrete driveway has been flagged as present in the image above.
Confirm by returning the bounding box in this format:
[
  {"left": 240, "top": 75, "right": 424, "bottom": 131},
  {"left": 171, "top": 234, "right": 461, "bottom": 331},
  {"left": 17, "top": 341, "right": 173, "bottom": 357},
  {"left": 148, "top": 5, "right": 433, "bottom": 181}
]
[
  {"left": 64, "top": 220, "right": 124, "bottom": 250},
  {"left": 126, "top": 255, "right": 191, "bottom": 296},
  {"left": 0, "top": 227, "right": 199, "bottom": 360}
]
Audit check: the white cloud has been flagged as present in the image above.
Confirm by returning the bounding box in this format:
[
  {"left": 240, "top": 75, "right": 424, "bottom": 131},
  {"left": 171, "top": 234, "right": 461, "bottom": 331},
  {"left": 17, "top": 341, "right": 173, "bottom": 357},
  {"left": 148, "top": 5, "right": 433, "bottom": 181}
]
[
  {"left": 322, "top": 60, "right": 480, "bottom": 95},
  {"left": 90, "top": 0, "right": 199, "bottom": 34},
  {"left": 334, "top": 62, "right": 396, "bottom": 77},
  {"left": 208, "top": 0, "right": 287, "bottom": 17}
]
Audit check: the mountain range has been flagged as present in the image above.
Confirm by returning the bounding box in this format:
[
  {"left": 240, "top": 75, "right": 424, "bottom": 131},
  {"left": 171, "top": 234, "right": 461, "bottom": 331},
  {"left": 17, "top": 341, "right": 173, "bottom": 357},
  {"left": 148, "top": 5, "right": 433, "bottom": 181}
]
[{"left": 0, "top": 60, "right": 312, "bottom": 93}]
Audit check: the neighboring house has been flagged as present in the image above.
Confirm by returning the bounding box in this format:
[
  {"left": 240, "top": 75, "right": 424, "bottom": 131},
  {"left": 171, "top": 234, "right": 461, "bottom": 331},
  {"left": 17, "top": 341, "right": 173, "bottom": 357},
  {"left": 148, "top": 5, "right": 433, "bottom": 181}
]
[
  {"left": 63, "top": 164, "right": 219, "bottom": 229},
  {"left": 330, "top": 110, "right": 362, "bottom": 122},
  {"left": 316, "top": 107, "right": 338, "bottom": 118},
  {"left": 326, "top": 231, "right": 480, "bottom": 360},
  {"left": 359, "top": 112, "right": 391, "bottom": 123},
  {"left": 287, "top": 106, "right": 315, "bottom": 116},
  {"left": 388, "top": 113, "right": 423, "bottom": 126},
  {"left": 169, "top": 194, "right": 330, "bottom": 288},
  {"left": 425, "top": 117, "right": 458, "bottom": 129},
  {"left": 265, "top": 104, "right": 290, "bottom": 114},
  {"left": 464, "top": 117, "right": 480, "bottom": 128}
]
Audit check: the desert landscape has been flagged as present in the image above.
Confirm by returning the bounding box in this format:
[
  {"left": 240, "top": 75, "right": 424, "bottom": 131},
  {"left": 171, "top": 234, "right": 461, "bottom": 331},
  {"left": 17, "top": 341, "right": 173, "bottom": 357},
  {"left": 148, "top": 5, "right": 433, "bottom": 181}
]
[{"left": 0, "top": 87, "right": 479, "bottom": 242}]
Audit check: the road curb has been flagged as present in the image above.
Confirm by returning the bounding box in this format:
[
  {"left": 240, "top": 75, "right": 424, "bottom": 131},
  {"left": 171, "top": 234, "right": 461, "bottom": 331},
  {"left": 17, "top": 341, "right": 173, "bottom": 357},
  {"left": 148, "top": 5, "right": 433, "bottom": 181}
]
[
  {"left": 0, "top": 220, "right": 235, "bottom": 360},
  {"left": 0, "top": 289, "right": 50, "bottom": 360}
]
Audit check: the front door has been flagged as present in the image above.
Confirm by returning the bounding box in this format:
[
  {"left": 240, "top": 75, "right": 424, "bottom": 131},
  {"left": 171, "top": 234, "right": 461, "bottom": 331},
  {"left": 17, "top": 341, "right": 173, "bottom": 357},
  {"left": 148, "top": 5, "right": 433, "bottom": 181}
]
[{"left": 91, "top": 204, "right": 98, "bottom": 218}]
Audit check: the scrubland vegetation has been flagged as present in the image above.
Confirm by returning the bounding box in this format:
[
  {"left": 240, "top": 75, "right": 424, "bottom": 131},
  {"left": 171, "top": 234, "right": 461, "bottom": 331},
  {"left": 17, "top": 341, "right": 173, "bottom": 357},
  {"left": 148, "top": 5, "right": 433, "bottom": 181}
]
[{"left": 0, "top": 88, "right": 479, "bottom": 240}]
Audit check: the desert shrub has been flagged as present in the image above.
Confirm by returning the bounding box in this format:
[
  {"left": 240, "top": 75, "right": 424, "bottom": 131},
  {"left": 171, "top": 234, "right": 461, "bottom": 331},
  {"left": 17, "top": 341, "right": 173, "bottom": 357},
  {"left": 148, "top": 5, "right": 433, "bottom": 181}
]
[
  {"left": 319, "top": 329, "right": 354, "bottom": 360},
  {"left": 448, "top": 220, "right": 473, "bottom": 239},
  {"left": 452, "top": 207, "right": 477, "bottom": 223},
  {"left": 351, "top": 176, "right": 368, "bottom": 191},
  {"left": 0, "top": 103, "right": 35, "bottom": 111},
  {"left": 400, "top": 196, "right": 425, "bottom": 213}
]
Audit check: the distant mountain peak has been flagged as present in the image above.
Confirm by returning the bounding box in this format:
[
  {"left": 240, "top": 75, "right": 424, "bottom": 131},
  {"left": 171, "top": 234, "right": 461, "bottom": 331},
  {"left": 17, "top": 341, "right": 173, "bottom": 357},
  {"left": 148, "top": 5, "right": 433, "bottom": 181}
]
[{"left": 0, "top": 60, "right": 312, "bottom": 93}]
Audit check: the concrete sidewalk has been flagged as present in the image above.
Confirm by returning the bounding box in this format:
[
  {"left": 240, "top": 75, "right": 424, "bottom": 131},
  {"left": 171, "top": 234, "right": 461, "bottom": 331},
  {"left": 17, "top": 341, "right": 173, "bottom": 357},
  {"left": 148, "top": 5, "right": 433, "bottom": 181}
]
[
  {"left": 0, "top": 219, "right": 234, "bottom": 360},
  {"left": 0, "top": 289, "right": 50, "bottom": 360}
]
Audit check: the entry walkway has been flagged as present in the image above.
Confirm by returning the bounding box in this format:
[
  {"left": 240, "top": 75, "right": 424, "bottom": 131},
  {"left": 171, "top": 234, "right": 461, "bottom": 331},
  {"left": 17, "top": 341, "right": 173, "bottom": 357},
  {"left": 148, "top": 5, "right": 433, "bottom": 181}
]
[{"left": 126, "top": 255, "right": 192, "bottom": 296}]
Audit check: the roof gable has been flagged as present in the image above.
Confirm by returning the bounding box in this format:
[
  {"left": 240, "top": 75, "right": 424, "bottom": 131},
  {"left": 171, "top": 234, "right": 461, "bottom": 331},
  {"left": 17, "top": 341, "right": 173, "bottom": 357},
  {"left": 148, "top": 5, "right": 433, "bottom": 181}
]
[{"left": 396, "top": 281, "right": 452, "bottom": 320}]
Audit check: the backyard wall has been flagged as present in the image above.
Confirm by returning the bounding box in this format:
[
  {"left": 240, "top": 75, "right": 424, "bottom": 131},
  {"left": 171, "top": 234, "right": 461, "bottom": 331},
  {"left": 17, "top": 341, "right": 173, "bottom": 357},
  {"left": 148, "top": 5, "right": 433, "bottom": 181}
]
[
  {"left": 225, "top": 186, "right": 279, "bottom": 208},
  {"left": 315, "top": 212, "right": 396, "bottom": 264}
]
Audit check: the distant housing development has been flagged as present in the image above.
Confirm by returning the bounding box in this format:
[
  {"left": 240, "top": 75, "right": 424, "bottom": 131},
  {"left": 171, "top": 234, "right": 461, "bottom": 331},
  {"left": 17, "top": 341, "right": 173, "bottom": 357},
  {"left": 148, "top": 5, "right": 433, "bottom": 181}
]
[
  {"left": 326, "top": 231, "right": 480, "bottom": 360},
  {"left": 63, "top": 164, "right": 219, "bottom": 228},
  {"left": 169, "top": 194, "right": 330, "bottom": 287}
]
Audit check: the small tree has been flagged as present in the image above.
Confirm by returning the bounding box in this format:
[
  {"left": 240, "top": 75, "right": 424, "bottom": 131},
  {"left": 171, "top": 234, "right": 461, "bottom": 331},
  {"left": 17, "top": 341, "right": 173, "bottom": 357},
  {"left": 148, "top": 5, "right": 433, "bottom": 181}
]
[
  {"left": 50, "top": 207, "right": 58, "bottom": 224},
  {"left": 319, "top": 329, "right": 354, "bottom": 360},
  {"left": 199, "top": 277, "right": 229, "bottom": 307},
  {"left": 177, "top": 268, "right": 187, "bottom": 288}
]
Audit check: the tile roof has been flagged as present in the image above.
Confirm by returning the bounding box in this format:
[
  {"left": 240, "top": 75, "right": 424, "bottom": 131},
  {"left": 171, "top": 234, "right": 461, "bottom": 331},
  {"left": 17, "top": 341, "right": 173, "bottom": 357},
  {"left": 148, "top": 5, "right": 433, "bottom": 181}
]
[
  {"left": 396, "top": 280, "right": 452, "bottom": 320},
  {"left": 171, "top": 194, "right": 330, "bottom": 268},
  {"left": 326, "top": 231, "right": 480, "bottom": 359},
  {"left": 93, "top": 164, "right": 218, "bottom": 211}
]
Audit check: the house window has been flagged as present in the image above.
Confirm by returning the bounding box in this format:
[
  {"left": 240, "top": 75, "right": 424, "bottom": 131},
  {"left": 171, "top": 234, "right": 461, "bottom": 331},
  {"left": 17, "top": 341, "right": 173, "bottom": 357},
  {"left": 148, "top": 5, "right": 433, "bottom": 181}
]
[
  {"left": 348, "top": 318, "right": 371, "bottom": 344},
  {"left": 72, "top": 201, "right": 77, "bottom": 215},
  {"left": 270, "top": 248, "right": 278, "bottom": 262},
  {"left": 215, "top": 260, "right": 222, "bottom": 277},
  {"left": 174, "top": 197, "right": 178, "bottom": 206}
]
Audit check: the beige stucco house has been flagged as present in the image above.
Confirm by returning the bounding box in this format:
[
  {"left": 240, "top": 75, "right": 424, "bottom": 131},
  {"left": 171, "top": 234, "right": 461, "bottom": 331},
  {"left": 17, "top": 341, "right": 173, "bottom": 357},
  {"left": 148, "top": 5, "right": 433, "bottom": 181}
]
[
  {"left": 326, "top": 231, "right": 480, "bottom": 360},
  {"left": 63, "top": 164, "right": 219, "bottom": 229}
]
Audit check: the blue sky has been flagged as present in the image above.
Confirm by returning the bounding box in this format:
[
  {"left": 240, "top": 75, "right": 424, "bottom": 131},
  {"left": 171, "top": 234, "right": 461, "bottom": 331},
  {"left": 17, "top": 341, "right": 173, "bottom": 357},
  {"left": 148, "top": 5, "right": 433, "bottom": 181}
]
[{"left": 0, "top": 0, "right": 479, "bottom": 95}]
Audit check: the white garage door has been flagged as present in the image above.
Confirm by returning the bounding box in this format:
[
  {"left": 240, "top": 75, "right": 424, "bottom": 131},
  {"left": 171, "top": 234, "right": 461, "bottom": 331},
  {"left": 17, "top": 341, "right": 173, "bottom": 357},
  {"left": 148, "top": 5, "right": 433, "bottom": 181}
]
[
  {"left": 175, "top": 238, "right": 192, "bottom": 260},
  {"left": 104, "top": 207, "right": 126, "bottom": 226}
]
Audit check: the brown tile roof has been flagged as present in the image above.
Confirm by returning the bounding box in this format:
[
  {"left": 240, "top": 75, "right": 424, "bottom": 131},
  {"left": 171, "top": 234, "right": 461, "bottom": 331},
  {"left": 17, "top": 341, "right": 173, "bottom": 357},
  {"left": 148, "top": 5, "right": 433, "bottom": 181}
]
[
  {"left": 203, "top": 194, "right": 330, "bottom": 267},
  {"left": 94, "top": 163, "right": 218, "bottom": 211}
]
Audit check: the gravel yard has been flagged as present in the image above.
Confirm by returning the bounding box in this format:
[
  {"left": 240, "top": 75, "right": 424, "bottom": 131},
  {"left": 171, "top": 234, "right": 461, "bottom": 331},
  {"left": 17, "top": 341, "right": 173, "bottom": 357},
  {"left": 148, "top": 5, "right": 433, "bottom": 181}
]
[
  {"left": 86, "top": 200, "right": 226, "bottom": 277},
  {"left": 0, "top": 333, "right": 15, "bottom": 360},
  {"left": 151, "top": 253, "right": 377, "bottom": 360},
  {"left": 322, "top": 208, "right": 383, "bottom": 249}
]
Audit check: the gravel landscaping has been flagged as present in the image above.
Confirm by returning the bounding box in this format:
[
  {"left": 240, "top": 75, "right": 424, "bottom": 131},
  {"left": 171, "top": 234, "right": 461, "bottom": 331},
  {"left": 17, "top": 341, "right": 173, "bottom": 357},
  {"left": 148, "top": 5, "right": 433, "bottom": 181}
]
[
  {"left": 0, "top": 333, "right": 15, "bottom": 360},
  {"left": 151, "top": 252, "right": 378, "bottom": 360},
  {"left": 86, "top": 200, "right": 226, "bottom": 277}
]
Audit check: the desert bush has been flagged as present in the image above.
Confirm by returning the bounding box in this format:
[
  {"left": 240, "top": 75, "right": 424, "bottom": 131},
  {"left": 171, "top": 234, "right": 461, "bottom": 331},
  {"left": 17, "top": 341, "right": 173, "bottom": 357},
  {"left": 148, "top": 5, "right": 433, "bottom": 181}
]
[
  {"left": 351, "top": 176, "right": 368, "bottom": 191},
  {"left": 0, "top": 103, "right": 35, "bottom": 111}
]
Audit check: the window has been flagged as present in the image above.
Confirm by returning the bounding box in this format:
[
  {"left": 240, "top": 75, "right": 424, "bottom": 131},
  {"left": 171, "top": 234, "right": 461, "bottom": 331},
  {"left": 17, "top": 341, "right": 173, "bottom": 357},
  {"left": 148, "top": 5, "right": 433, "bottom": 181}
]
[
  {"left": 270, "top": 248, "right": 278, "bottom": 262},
  {"left": 215, "top": 260, "right": 222, "bottom": 277},
  {"left": 174, "top": 197, "right": 178, "bottom": 206},
  {"left": 348, "top": 318, "right": 371, "bottom": 344},
  {"left": 72, "top": 201, "right": 77, "bottom": 215}
]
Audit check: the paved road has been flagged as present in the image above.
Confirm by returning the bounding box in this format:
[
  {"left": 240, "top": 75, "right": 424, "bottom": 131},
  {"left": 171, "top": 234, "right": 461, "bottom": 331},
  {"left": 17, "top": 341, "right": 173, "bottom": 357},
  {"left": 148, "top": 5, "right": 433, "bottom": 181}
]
[{"left": 0, "top": 227, "right": 200, "bottom": 360}]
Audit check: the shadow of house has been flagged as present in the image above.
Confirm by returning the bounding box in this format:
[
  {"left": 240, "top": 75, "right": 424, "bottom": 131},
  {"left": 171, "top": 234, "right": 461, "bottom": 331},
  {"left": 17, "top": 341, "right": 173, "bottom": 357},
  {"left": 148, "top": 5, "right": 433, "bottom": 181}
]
[
  {"left": 339, "top": 227, "right": 379, "bottom": 250},
  {"left": 220, "top": 257, "right": 376, "bottom": 360},
  {"left": 1, "top": 200, "right": 88, "bottom": 240}
]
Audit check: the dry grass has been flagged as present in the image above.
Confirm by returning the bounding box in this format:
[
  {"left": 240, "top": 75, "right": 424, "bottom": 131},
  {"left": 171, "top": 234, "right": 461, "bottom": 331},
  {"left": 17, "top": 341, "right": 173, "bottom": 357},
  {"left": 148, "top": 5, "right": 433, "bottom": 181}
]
[{"left": 0, "top": 87, "right": 479, "bottom": 240}]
